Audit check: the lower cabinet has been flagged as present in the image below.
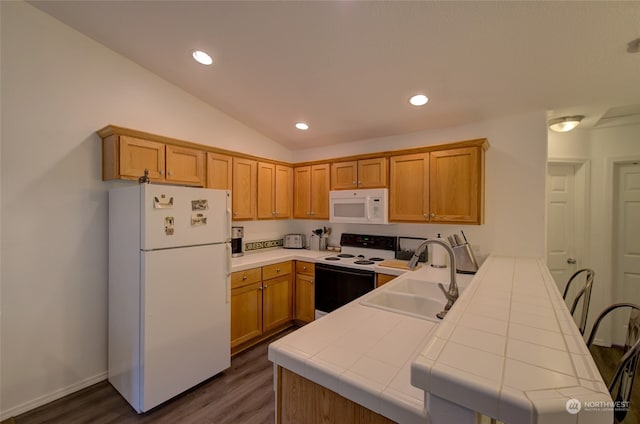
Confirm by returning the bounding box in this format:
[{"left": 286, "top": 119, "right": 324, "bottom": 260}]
[
  {"left": 294, "top": 261, "right": 315, "bottom": 324},
  {"left": 230, "top": 262, "right": 293, "bottom": 351},
  {"left": 376, "top": 273, "right": 397, "bottom": 287}
]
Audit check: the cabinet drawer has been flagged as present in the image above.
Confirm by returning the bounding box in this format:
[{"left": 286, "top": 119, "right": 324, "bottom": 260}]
[
  {"left": 295, "top": 261, "right": 315, "bottom": 276},
  {"left": 231, "top": 267, "right": 261, "bottom": 289},
  {"left": 263, "top": 261, "right": 292, "bottom": 280}
]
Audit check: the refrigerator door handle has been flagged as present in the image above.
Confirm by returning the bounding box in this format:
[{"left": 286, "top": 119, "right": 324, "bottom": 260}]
[
  {"left": 226, "top": 243, "right": 231, "bottom": 304},
  {"left": 226, "top": 193, "right": 232, "bottom": 242}
]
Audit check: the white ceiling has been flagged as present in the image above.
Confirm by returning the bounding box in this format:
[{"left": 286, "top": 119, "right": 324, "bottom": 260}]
[{"left": 29, "top": 1, "right": 640, "bottom": 150}]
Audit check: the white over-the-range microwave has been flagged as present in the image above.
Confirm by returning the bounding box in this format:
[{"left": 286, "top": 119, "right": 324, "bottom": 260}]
[{"left": 329, "top": 188, "right": 388, "bottom": 225}]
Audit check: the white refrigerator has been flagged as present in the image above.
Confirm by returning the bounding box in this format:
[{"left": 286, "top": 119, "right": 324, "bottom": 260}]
[{"left": 108, "top": 184, "right": 231, "bottom": 413}]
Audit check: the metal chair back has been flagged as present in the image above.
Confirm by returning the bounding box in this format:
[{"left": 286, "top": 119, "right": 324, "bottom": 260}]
[{"left": 563, "top": 268, "right": 595, "bottom": 335}]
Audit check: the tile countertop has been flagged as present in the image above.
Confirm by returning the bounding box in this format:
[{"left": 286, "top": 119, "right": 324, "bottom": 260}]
[
  {"left": 267, "top": 256, "right": 474, "bottom": 424},
  {"left": 412, "top": 256, "right": 612, "bottom": 424}
]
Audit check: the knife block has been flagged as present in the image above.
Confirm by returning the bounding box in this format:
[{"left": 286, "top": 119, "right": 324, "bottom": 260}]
[{"left": 452, "top": 243, "right": 479, "bottom": 274}]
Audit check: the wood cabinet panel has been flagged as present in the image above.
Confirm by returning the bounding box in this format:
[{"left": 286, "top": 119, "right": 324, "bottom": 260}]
[
  {"left": 295, "top": 261, "right": 314, "bottom": 275},
  {"left": 376, "top": 273, "right": 397, "bottom": 287},
  {"left": 358, "top": 157, "right": 388, "bottom": 188},
  {"left": 389, "top": 153, "right": 430, "bottom": 222},
  {"left": 263, "top": 275, "right": 293, "bottom": 332},
  {"left": 231, "top": 267, "right": 262, "bottom": 289},
  {"left": 262, "top": 261, "right": 292, "bottom": 280},
  {"left": 330, "top": 161, "right": 357, "bottom": 189},
  {"left": 119, "top": 136, "right": 165, "bottom": 181},
  {"left": 258, "top": 163, "right": 292, "bottom": 219},
  {"left": 294, "top": 273, "right": 315, "bottom": 323},
  {"left": 165, "top": 144, "right": 205, "bottom": 186},
  {"left": 206, "top": 152, "right": 232, "bottom": 190},
  {"left": 430, "top": 147, "right": 481, "bottom": 224},
  {"left": 232, "top": 158, "right": 257, "bottom": 220},
  {"left": 294, "top": 164, "right": 330, "bottom": 219},
  {"left": 275, "top": 165, "right": 293, "bottom": 219},
  {"left": 230, "top": 281, "right": 263, "bottom": 348}
]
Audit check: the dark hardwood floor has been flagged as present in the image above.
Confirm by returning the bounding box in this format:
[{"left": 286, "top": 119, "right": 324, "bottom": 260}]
[
  {"left": 11, "top": 330, "right": 295, "bottom": 424},
  {"left": 590, "top": 345, "right": 640, "bottom": 423}
]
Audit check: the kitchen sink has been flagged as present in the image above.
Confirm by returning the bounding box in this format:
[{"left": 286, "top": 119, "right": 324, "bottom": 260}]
[
  {"left": 360, "top": 282, "right": 446, "bottom": 322},
  {"left": 387, "top": 278, "right": 447, "bottom": 298}
]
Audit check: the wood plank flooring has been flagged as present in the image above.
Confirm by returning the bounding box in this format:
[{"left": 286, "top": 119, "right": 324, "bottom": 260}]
[{"left": 11, "top": 329, "right": 294, "bottom": 424}]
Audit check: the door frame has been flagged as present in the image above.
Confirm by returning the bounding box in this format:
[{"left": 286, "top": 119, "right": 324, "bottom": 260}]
[
  {"left": 546, "top": 158, "right": 591, "bottom": 281},
  {"left": 603, "top": 155, "right": 640, "bottom": 345}
]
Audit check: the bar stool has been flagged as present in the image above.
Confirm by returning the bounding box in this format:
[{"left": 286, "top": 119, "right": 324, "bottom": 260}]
[
  {"left": 562, "top": 268, "right": 595, "bottom": 335},
  {"left": 587, "top": 302, "right": 640, "bottom": 423}
]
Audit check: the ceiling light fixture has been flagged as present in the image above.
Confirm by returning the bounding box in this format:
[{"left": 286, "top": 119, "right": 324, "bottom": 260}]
[
  {"left": 548, "top": 115, "right": 584, "bottom": 132},
  {"left": 192, "top": 50, "right": 213, "bottom": 65},
  {"left": 409, "top": 94, "right": 429, "bottom": 106},
  {"left": 295, "top": 122, "right": 309, "bottom": 131}
]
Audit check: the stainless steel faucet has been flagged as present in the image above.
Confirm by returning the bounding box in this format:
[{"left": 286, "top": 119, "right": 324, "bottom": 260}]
[{"left": 408, "top": 238, "right": 459, "bottom": 319}]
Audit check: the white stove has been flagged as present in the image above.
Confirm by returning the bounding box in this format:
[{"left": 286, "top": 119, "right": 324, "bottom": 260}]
[{"left": 320, "top": 246, "right": 396, "bottom": 271}]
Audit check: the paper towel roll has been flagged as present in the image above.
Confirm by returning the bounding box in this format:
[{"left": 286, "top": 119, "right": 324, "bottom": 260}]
[{"left": 430, "top": 235, "right": 447, "bottom": 268}]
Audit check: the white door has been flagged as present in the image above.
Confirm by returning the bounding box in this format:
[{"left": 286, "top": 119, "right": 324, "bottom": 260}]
[
  {"left": 546, "top": 164, "right": 579, "bottom": 293},
  {"left": 142, "top": 185, "right": 231, "bottom": 250},
  {"left": 613, "top": 162, "right": 640, "bottom": 344},
  {"left": 141, "top": 243, "right": 230, "bottom": 412}
]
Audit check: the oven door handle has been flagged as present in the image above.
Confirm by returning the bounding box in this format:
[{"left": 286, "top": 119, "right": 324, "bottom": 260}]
[{"left": 316, "top": 264, "right": 375, "bottom": 277}]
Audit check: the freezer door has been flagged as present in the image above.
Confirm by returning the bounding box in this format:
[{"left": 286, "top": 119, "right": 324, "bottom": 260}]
[
  {"left": 141, "top": 243, "right": 230, "bottom": 412},
  {"left": 142, "top": 184, "right": 231, "bottom": 250}
]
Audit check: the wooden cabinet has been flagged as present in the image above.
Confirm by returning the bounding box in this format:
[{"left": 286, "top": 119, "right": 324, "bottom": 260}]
[
  {"left": 230, "top": 262, "right": 293, "bottom": 350},
  {"left": 376, "top": 273, "right": 397, "bottom": 287},
  {"left": 294, "top": 261, "right": 315, "bottom": 323},
  {"left": 232, "top": 158, "right": 257, "bottom": 220},
  {"left": 207, "top": 152, "right": 232, "bottom": 189},
  {"left": 331, "top": 157, "right": 387, "bottom": 190},
  {"left": 104, "top": 134, "right": 205, "bottom": 186},
  {"left": 257, "top": 162, "right": 292, "bottom": 219},
  {"left": 293, "top": 164, "right": 330, "bottom": 219},
  {"left": 389, "top": 147, "right": 484, "bottom": 224}
]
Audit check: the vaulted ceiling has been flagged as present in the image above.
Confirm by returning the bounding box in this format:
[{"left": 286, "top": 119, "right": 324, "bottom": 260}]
[{"left": 30, "top": 1, "right": 640, "bottom": 149}]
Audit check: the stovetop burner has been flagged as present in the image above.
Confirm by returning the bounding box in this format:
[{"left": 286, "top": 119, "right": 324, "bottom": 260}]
[
  {"left": 369, "top": 257, "right": 384, "bottom": 262},
  {"left": 324, "top": 257, "right": 340, "bottom": 261},
  {"left": 337, "top": 253, "right": 355, "bottom": 258},
  {"left": 354, "top": 260, "right": 374, "bottom": 265}
]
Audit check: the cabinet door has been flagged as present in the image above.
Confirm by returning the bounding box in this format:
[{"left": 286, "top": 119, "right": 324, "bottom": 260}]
[
  {"left": 274, "top": 165, "right": 293, "bottom": 219},
  {"left": 262, "top": 275, "right": 293, "bottom": 332},
  {"left": 293, "top": 166, "right": 311, "bottom": 219},
  {"left": 295, "top": 273, "right": 315, "bottom": 323},
  {"left": 310, "top": 164, "right": 330, "bottom": 219},
  {"left": 376, "top": 273, "right": 396, "bottom": 288},
  {"left": 119, "top": 136, "right": 165, "bottom": 181},
  {"left": 429, "top": 147, "right": 481, "bottom": 224},
  {"left": 331, "top": 161, "right": 358, "bottom": 190},
  {"left": 207, "top": 152, "right": 232, "bottom": 190},
  {"left": 165, "top": 145, "right": 205, "bottom": 186},
  {"left": 230, "top": 282, "right": 263, "bottom": 348},
  {"left": 358, "top": 158, "right": 388, "bottom": 188},
  {"left": 389, "top": 153, "right": 430, "bottom": 222},
  {"left": 257, "top": 162, "right": 276, "bottom": 219},
  {"left": 232, "top": 158, "right": 257, "bottom": 220}
]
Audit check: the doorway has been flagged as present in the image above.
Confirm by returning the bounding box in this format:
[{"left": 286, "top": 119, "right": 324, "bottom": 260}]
[
  {"left": 612, "top": 161, "right": 640, "bottom": 344},
  {"left": 546, "top": 161, "right": 589, "bottom": 295}
]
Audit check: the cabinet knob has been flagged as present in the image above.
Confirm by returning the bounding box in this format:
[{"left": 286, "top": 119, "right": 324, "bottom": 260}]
[
  {"left": 430, "top": 212, "right": 435, "bottom": 218},
  {"left": 159, "top": 170, "right": 164, "bottom": 176},
  {"left": 358, "top": 180, "right": 362, "bottom": 185},
  {"left": 233, "top": 211, "right": 238, "bottom": 216},
  {"left": 258, "top": 285, "right": 263, "bottom": 290},
  {"left": 276, "top": 268, "right": 280, "bottom": 273},
  {"left": 303, "top": 266, "right": 307, "bottom": 271},
  {"left": 168, "top": 171, "right": 173, "bottom": 177},
  {"left": 352, "top": 181, "right": 357, "bottom": 185},
  {"left": 242, "top": 275, "right": 248, "bottom": 280},
  {"left": 263, "top": 284, "right": 268, "bottom": 289}
]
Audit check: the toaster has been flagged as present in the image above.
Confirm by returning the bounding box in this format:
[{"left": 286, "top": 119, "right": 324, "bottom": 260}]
[{"left": 283, "top": 234, "right": 305, "bottom": 249}]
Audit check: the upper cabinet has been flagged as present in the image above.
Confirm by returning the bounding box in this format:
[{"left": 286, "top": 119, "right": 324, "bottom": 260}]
[
  {"left": 330, "top": 157, "right": 388, "bottom": 190},
  {"left": 389, "top": 145, "right": 485, "bottom": 224},
  {"left": 257, "top": 162, "right": 293, "bottom": 219},
  {"left": 232, "top": 158, "right": 257, "bottom": 220},
  {"left": 100, "top": 128, "right": 205, "bottom": 186},
  {"left": 207, "top": 152, "right": 232, "bottom": 190},
  {"left": 293, "top": 164, "right": 330, "bottom": 219}
]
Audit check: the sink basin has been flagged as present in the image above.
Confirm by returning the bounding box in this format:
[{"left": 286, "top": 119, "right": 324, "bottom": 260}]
[
  {"left": 387, "top": 278, "right": 447, "bottom": 298},
  {"left": 360, "top": 291, "right": 445, "bottom": 322}
]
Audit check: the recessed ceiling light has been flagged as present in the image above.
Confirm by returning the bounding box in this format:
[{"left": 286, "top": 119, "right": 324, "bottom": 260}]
[
  {"left": 295, "top": 122, "right": 309, "bottom": 131},
  {"left": 409, "top": 94, "right": 429, "bottom": 106},
  {"left": 548, "top": 115, "right": 584, "bottom": 132},
  {"left": 192, "top": 50, "right": 213, "bottom": 66}
]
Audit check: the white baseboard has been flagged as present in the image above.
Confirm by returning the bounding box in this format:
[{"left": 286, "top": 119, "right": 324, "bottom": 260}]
[{"left": 0, "top": 372, "right": 107, "bottom": 421}]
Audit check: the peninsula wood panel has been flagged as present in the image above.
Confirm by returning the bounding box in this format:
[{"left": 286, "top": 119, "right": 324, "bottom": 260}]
[
  {"left": 278, "top": 367, "right": 394, "bottom": 424},
  {"left": 206, "top": 152, "right": 232, "bottom": 190},
  {"left": 389, "top": 152, "right": 430, "bottom": 222},
  {"left": 429, "top": 147, "right": 481, "bottom": 224}
]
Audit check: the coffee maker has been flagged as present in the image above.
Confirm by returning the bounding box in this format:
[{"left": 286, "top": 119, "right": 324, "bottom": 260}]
[{"left": 231, "top": 226, "right": 244, "bottom": 257}]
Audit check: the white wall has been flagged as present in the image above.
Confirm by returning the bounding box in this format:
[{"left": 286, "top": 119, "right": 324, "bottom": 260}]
[
  {"left": 1, "top": 1, "right": 549, "bottom": 418},
  {"left": 548, "top": 123, "right": 640, "bottom": 343},
  {"left": 0, "top": 2, "right": 289, "bottom": 418}
]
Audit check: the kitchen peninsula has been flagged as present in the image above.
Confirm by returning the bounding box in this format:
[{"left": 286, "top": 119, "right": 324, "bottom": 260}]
[{"left": 268, "top": 256, "right": 613, "bottom": 424}]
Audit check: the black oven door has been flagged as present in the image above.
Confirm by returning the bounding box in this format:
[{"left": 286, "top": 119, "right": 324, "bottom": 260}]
[{"left": 315, "top": 263, "right": 375, "bottom": 314}]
